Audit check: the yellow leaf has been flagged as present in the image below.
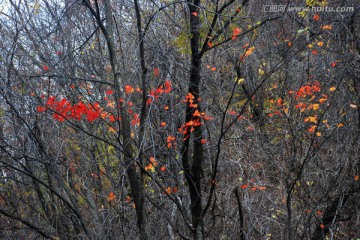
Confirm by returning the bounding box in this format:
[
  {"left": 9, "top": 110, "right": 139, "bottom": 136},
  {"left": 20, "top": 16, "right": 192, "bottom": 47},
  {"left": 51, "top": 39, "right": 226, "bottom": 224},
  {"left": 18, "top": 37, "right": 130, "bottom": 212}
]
[
  {"left": 298, "top": 11, "right": 307, "bottom": 18},
  {"left": 322, "top": 25, "right": 332, "bottom": 30},
  {"left": 306, "top": 0, "right": 316, "bottom": 6},
  {"left": 258, "top": 68, "right": 265, "bottom": 75},
  {"left": 304, "top": 116, "right": 317, "bottom": 124},
  {"left": 317, "top": 41, "right": 324, "bottom": 47},
  {"left": 235, "top": 77, "right": 245, "bottom": 85},
  {"left": 329, "top": 86, "right": 336, "bottom": 92},
  {"left": 312, "top": 104, "right": 320, "bottom": 110},
  {"left": 316, "top": 132, "right": 321, "bottom": 137}
]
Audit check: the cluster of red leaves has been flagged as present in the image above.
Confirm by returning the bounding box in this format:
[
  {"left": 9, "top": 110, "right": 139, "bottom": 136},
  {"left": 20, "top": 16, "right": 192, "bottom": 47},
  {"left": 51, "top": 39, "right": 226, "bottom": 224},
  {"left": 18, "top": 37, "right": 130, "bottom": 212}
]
[
  {"left": 182, "top": 92, "right": 198, "bottom": 108},
  {"left": 124, "top": 85, "right": 135, "bottom": 94},
  {"left": 178, "top": 93, "right": 213, "bottom": 137},
  {"left": 167, "top": 135, "right": 176, "bottom": 148},
  {"left": 147, "top": 80, "right": 172, "bottom": 105},
  {"left": 145, "top": 157, "right": 158, "bottom": 171},
  {"left": 240, "top": 183, "right": 266, "bottom": 191},
  {"left": 107, "top": 192, "right": 116, "bottom": 202},
  {"left": 231, "top": 27, "right": 241, "bottom": 40},
  {"left": 37, "top": 96, "right": 115, "bottom": 123},
  {"left": 162, "top": 186, "right": 178, "bottom": 195},
  {"left": 290, "top": 81, "right": 321, "bottom": 100}
]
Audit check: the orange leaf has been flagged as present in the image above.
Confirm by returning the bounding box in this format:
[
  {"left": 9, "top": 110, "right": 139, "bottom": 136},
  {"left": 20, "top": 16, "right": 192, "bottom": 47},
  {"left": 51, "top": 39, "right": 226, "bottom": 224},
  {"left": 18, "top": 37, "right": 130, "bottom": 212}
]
[
  {"left": 160, "top": 166, "right": 166, "bottom": 171},
  {"left": 149, "top": 156, "right": 157, "bottom": 166},
  {"left": 109, "top": 126, "right": 117, "bottom": 133},
  {"left": 304, "top": 116, "right": 317, "bottom": 124},
  {"left": 319, "top": 223, "right": 325, "bottom": 229},
  {"left": 329, "top": 86, "right": 336, "bottom": 92},
  {"left": 124, "top": 85, "right": 134, "bottom": 94},
  {"left": 191, "top": 12, "right": 198, "bottom": 17},
  {"left": 313, "top": 14, "right": 320, "bottom": 21},
  {"left": 164, "top": 187, "right": 172, "bottom": 195},
  {"left": 193, "top": 110, "right": 201, "bottom": 117},
  {"left": 354, "top": 175, "right": 359, "bottom": 181},
  {"left": 160, "top": 121, "right": 167, "bottom": 127},
  {"left": 312, "top": 104, "right": 320, "bottom": 110},
  {"left": 308, "top": 125, "right": 317, "bottom": 133},
  {"left": 107, "top": 192, "right": 116, "bottom": 202},
  {"left": 322, "top": 25, "right": 332, "bottom": 30}
]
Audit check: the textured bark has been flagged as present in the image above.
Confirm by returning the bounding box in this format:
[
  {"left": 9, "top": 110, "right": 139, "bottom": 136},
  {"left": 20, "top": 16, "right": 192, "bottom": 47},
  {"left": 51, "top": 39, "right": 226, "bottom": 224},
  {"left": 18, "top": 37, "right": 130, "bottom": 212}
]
[{"left": 181, "top": 1, "right": 204, "bottom": 239}]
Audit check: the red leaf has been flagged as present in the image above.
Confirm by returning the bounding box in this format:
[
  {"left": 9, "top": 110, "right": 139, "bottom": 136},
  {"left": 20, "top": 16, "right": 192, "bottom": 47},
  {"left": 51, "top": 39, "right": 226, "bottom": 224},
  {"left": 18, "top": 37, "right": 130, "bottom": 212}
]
[
  {"left": 105, "top": 89, "right": 114, "bottom": 95},
  {"left": 43, "top": 65, "right": 49, "bottom": 71},
  {"left": 191, "top": 12, "right": 198, "bottom": 17},
  {"left": 153, "top": 67, "right": 160, "bottom": 77},
  {"left": 231, "top": 27, "right": 241, "bottom": 40},
  {"left": 37, "top": 106, "right": 47, "bottom": 112},
  {"left": 313, "top": 14, "right": 320, "bottom": 21}
]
